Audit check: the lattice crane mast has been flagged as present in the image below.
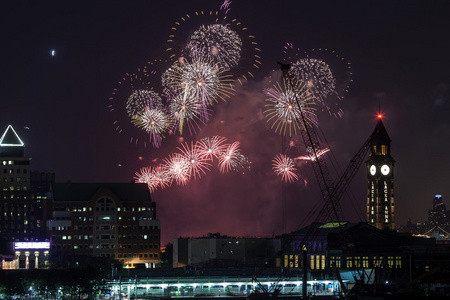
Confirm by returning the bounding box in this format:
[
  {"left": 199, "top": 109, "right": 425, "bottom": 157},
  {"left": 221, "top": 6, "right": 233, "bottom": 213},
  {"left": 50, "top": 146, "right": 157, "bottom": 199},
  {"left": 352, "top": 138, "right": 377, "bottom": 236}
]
[{"left": 251, "top": 64, "right": 372, "bottom": 299}]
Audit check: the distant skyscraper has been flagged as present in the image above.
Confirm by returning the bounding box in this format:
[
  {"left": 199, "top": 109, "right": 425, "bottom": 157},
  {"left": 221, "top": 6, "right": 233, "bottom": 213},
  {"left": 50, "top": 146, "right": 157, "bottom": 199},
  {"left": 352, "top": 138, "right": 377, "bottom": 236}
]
[
  {"left": 366, "top": 116, "right": 396, "bottom": 231},
  {"left": 0, "top": 125, "right": 47, "bottom": 240},
  {"left": 428, "top": 195, "right": 448, "bottom": 227}
]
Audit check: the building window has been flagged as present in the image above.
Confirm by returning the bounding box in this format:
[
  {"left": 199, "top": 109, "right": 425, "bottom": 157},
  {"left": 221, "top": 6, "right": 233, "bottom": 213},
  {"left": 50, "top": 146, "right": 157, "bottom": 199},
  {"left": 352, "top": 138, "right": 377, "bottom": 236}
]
[
  {"left": 387, "top": 256, "right": 394, "bottom": 268},
  {"left": 395, "top": 256, "right": 402, "bottom": 268},
  {"left": 362, "top": 257, "right": 369, "bottom": 268},
  {"left": 354, "top": 256, "right": 361, "bottom": 268},
  {"left": 373, "top": 257, "right": 383, "bottom": 268},
  {"left": 346, "top": 257, "right": 353, "bottom": 268}
]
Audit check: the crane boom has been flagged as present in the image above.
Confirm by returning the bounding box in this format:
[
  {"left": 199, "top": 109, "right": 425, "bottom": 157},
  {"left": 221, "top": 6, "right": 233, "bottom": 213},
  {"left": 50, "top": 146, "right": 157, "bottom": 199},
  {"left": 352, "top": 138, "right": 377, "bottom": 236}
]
[{"left": 252, "top": 63, "right": 373, "bottom": 299}]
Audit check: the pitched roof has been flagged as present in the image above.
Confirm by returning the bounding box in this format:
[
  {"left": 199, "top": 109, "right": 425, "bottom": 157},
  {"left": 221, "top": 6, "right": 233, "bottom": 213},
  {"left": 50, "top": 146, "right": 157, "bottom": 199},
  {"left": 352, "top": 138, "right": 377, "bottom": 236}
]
[
  {"left": 51, "top": 182, "right": 151, "bottom": 203},
  {"left": 370, "top": 119, "right": 391, "bottom": 146}
]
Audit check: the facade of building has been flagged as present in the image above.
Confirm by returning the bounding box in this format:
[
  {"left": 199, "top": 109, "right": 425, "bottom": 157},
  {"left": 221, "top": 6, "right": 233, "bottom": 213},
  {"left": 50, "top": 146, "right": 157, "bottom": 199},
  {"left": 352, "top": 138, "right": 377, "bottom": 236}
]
[
  {"left": 49, "top": 182, "right": 161, "bottom": 268},
  {"left": 366, "top": 117, "right": 396, "bottom": 231},
  {"left": 0, "top": 125, "right": 48, "bottom": 241},
  {"left": 173, "top": 233, "right": 281, "bottom": 268},
  {"left": 282, "top": 222, "right": 437, "bottom": 285},
  {"left": 0, "top": 125, "right": 162, "bottom": 270}
]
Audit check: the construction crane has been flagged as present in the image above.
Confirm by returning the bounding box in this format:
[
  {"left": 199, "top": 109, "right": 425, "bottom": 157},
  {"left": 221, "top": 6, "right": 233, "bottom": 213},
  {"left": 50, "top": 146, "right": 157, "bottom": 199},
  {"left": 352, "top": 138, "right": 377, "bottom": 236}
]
[{"left": 250, "top": 63, "right": 372, "bottom": 299}]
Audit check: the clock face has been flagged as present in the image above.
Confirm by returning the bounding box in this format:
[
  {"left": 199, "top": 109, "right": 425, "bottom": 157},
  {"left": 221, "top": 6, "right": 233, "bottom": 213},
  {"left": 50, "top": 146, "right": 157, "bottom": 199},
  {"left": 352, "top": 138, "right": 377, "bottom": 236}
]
[
  {"left": 370, "top": 165, "right": 376, "bottom": 175},
  {"left": 381, "top": 164, "right": 390, "bottom": 175}
]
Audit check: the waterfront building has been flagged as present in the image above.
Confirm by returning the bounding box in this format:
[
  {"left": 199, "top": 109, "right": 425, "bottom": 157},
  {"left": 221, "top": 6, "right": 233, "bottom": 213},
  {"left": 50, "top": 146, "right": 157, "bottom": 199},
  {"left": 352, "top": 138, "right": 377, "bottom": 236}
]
[
  {"left": 173, "top": 233, "right": 281, "bottom": 268},
  {"left": 48, "top": 182, "right": 161, "bottom": 268}
]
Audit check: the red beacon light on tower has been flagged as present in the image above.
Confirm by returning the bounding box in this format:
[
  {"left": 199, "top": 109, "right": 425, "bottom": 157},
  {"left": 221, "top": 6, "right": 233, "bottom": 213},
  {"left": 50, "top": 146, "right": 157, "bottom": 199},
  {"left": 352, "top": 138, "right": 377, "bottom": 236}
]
[{"left": 377, "top": 114, "right": 383, "bottom": 119}]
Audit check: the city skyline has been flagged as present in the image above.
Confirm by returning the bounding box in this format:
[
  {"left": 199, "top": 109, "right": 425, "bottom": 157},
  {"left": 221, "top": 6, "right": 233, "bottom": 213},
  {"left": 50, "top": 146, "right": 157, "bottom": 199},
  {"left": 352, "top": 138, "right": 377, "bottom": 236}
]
[{"left": 1, "top": 0, "right": 450, "bottom": 245}]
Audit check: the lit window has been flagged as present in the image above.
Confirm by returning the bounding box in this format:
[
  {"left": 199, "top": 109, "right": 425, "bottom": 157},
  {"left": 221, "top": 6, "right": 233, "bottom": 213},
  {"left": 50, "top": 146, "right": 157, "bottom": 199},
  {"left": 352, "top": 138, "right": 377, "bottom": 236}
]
[
  {"left": 387, "top": 256, "right": 394, "bottom": 268},
  {"left": 346, "top": 257, "right": 353, "bottom": 268},
  {"left": 395, "top": 256, "right": 402, "bottom": 268},
  {"left": 362, "top": 257, "right": 369, "bottom": 268}
]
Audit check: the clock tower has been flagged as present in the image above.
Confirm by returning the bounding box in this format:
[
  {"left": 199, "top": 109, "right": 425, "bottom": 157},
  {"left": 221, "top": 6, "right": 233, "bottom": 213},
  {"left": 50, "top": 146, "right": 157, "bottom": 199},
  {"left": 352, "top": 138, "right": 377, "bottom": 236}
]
[{"left": 366, "top": 115, "right": 396, "bottom": 231}]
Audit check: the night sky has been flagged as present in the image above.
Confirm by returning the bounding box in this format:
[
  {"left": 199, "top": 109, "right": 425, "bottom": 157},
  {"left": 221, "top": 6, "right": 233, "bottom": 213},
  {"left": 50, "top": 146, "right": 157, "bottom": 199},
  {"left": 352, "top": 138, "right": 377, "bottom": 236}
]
[{"left": 1, "top": 0, "right": 450, "bottom": 245}]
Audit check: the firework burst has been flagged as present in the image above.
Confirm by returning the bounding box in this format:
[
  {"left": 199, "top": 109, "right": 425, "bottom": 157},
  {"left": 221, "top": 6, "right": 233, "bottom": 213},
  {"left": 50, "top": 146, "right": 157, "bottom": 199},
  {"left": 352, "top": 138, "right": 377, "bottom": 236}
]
[
  {"left": 167, "top": 88, "right": 211, "bottom": 135},
  {"left": 272, "top": 154, "right": 298, "bottom": 183},
  {"left": 263, "top": 77, "right": 318, "bottom": 136},
  {"left": 131, "top": 106, "right": 173, "bottom": 148},
  {"left": 197, "top": 136, "right": 229, "bottom": 160},
  {"left": 109, "top": 60, "right": 173, "bottom": 148},
  {"left": 177, "top": 141, "right": 212, "bottom": 179},
  {"left": 126, "top": 89, "right": 163, "bottom": 118},
  {"left": 162, "top": 57, "right": 235, "bottom": 107},
  {"left": 282, "top": 43, "right": 353, "bottom": 118},
  {"left": 165, "top": 10, "right": 262, "bottom": 84},
  {"left": 288, "top": 59, "right": 336, "bottom": 103},
  {"left": 162, "top": 153, "right": 191, "bottom": 186},
  {"left": 218, "top": 141, "right": 251, "bottom": 173},
  {"left": 134, "top": 166, "right": 171, "bottom": 193},
  {"left": 187, "top": 23, "right": 242, "bottom": 70}
]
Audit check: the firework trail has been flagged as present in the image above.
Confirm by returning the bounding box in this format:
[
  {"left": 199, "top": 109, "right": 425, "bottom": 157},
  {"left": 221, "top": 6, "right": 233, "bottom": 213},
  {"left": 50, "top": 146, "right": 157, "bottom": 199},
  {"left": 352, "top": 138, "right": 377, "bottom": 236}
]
[
  {"left": 295, "top": 147, "right": 330, "bottom": 162},
  {"left": 272, "top": 154, "right": 299, "bottom": 183},
  {"left": 263, "top": 77, "right": 318, "bottom": 136},
  {"left": 220, "top": 0, "right": 232, "bottom": 14}
]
